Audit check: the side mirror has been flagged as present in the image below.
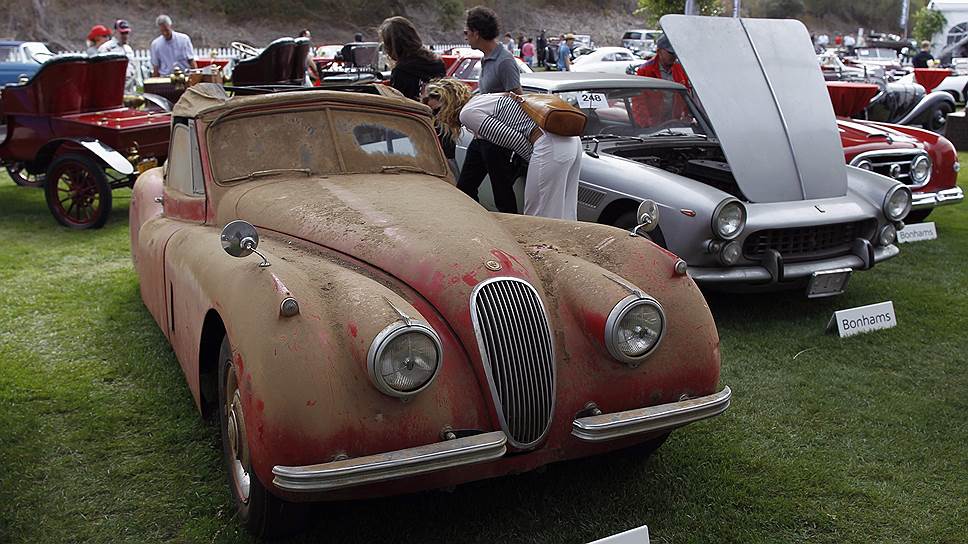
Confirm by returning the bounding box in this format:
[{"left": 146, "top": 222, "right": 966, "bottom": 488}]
[
  {"left": 630, "top": 199, "right": 659, "bottom": 237},
  {"left": 221, "top": 220, "right": 270, "bottom": 267}
]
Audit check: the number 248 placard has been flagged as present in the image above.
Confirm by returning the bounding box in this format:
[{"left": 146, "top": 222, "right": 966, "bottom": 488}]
[{"left": 578, "top": 92, "right": 608, "bottom": 109}]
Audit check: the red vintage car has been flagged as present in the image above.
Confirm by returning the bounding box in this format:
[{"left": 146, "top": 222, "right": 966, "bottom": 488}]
[
  {"left": 130, "top": 83, "right": 730, "bottom": 537},
  {"left": 838, "top": 118, "right": 962, "bottom": 223},
  {"left": 0, "top": 54, "right": 170, "bottom": 228}
]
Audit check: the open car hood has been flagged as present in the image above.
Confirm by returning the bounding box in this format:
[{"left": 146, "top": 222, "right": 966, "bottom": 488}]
[{"left": 661, "top": 15, "right": 847, "bottom": 203}]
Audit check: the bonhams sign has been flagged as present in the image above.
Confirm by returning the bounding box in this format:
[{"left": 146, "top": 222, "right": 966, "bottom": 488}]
[{"left": 827, "top": 301, "right": 897, "bottom": 337}]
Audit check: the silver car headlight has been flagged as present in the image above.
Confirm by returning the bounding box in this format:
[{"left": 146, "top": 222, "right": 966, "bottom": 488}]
[
  {"left": 712, "top": 199, "right": 746, "bottom": 240},
  {"left": 878, "top": 224, "right": 897, "bottom": 246},
  {"left": 883, "top": 185, "right": 912, "bottom": 221},
  {"left": 367, "top": 322, "right": 442, "bottom": 397},
  {"left": 910, "top": 155, "right": 931, "bottom": 184},
  {"left": 605, "top": 295, "right": 665, "bottom": 366}
]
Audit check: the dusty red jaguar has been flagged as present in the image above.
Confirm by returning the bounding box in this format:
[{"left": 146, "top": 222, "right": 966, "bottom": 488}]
[{"left": 129, "top": 83, "right": 730, "bottom": 537}]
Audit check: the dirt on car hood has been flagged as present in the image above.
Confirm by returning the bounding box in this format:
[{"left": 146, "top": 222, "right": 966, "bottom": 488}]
[{"left": 219, "top": 172, "right": 541, "bottom": 324}]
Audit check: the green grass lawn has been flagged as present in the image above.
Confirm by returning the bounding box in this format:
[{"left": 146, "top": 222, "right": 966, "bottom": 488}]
[{"left": 0, "top": 161, "right": 965, "bottom": 544}]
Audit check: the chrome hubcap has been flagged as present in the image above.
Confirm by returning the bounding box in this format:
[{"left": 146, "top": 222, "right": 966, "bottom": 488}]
[{"left": 225, "top": 377, "right": 250, "bottom": 503}]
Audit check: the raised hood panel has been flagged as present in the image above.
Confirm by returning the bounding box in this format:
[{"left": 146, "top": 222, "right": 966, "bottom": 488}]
[
  {"left": 220, "top": 174, "right": 539, "bottom": 322},
  {"left": 661, "top": 15, "right": 847, "bottom": 203}
]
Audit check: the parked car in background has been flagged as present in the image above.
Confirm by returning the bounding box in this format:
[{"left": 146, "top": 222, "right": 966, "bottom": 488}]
[
  {"left": 570, "top": 47, "right": 639, "bottom": 75},
  {"left": 839, "top": 118, "right": 962, "bottom": 223},
  {"left": 446, "top": 50, "right": 532, "bottom": 90},
  {"left": 0, "top": 54, "right": 170, "bottom": 228},
  {"left": 622, "top": 29, "right": 662, "bottom": 55},
  {"left": 846, "top": 47, "right": 907, "bottom": 77},
  {"left": 0, "top": 41, "right": 54, "bottom": 86},
  {"left": 460, "top": 16, "right": 914, "bottom": 298},
  {"left": 129, "top": 83, "right": 730, "bottom": 538}
]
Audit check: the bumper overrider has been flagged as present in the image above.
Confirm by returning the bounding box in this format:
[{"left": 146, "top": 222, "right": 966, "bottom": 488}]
[
  {"left": 272, "top": 386, "right": 732, "bottom": 492},
  {"left": 688, "top": 240, "right": 899, "bottom": 284},
  {"left": 912, "top": 187, "right": 964, "bottom": 210}
]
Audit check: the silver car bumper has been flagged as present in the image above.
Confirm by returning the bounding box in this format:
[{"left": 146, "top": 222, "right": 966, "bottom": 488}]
[
  {"left": 572, "top": 386, "right": 732, "bottom": 442},
  {"left": 689, "top": 245, "right": 899, "bottom": 284},
  {"left": 912, "top": 186, "right": 964, "bottom": 210},
  {"left": 274, "top": 387, "right": 733, "bottom": 492},
  {"left": 273, "top": 431, "right": 507, "bottom": 492}
]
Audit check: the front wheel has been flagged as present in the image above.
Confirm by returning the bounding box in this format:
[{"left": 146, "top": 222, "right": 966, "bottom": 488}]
[
  {"left": 218, "top": 337, "right": 309, "bottom": 538},
  {"left": 927, "top": 102, "right": 954, "bottom": 133},
  {"left": 44, "top": 153, "right": 112, "bottom": 229}
]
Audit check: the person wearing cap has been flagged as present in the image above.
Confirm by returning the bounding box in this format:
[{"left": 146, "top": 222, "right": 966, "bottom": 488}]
[
  {"left": 635, "top": 34, "right": 690, "bottom": 88},
  {"left": 557, "top": 34, "right": 575, "bottom": 71},
  {"left": 150, "top": 14, "right": 197, "bottom": 77},
  {"left": 86, "top": 25, "right": 112, "bottom": 56},
  {"left": 99, "top": 19, "right": 137, "bottom": 94}
]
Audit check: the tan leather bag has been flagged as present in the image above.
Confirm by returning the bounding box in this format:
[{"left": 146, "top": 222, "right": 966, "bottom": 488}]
[{"left": 517, "top": 93, "right": 587, "bottom": 137}]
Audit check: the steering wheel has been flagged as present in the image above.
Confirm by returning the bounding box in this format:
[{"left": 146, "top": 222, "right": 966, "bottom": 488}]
[{"left": 231, "top": 41, "right": 260, "bottom": 59}]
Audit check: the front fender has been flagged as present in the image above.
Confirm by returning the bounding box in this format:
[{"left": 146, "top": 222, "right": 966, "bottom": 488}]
[
  {"left": 163, "top": 227, "right": 492, "bottom": 495},
  {"left": 897, "top": 91, "right": 955, "bottom": 126}
]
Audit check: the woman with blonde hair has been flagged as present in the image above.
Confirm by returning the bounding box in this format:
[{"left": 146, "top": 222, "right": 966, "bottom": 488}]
[
  {"left": 379, "top": 16, "right": 446, "bottom": 100},
  {"left": 424, "top": 78, "right": 581, "bottom": 220}
]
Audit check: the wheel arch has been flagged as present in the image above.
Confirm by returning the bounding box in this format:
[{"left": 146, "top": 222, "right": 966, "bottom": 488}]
[
  {"left": 597, "top": 196, "right": 639, "bottom": 226},
  {"left": 198, "top": 308, "right": 226, "bottom": 419},
  {"left": 36, "top": 138, "right": 134, "bottom": 176}
]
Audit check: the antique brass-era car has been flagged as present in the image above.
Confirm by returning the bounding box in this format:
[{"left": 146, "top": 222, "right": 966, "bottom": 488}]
[
  {"left": 129, "top": 83, "right": 730, "bottom": 537},
  {"left": 0, "top": 53, "right": 170, "bottom": 228}
]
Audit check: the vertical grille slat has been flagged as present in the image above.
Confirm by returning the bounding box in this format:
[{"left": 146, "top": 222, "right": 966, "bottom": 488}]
[{"left": 471, "top": 278, "right": 556, "bottom": 448}]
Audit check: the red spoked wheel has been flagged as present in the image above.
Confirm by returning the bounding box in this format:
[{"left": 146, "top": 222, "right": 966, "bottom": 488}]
[
  {"left": 5, "top": 162, "right": 46, "bottom": 188},
  {"left": 44, "top": 153, "right": 112, "bottom": 229}
]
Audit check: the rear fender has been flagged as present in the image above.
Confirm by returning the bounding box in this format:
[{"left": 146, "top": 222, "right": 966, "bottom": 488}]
[{"left": 36, "top": 137, "right": 134, "bottom": 175}]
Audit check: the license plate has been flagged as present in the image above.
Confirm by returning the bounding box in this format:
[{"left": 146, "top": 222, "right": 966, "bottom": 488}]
[
  {"left": 806, "top": 268, "right": 852, "bottom": 298},
  {"left": 137, "top": 158, "right": 158, "bottom": 173}
]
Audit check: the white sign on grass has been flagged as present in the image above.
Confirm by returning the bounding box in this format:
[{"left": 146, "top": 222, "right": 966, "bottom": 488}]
[
  {"left": 898, "top": 222, "right": 937, "bottom": 244},
  {"left": 588, "top": 525, "right": 650, "bottom": 544},
  {"left": 827, "top": 301, "right": 897, "bottom": 337}
]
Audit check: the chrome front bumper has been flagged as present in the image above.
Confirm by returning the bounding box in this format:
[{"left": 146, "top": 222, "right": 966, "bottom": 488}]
[
  {"left": 912, "top": 187, "right": 964, "bottom": 210},
  {"left": 273, "top": 387, "right": 733, "bottom": 492},
  {"left": 273, "top": 431, "right": 507, "bottom": 492},
  {"left": 689, "top": 245, "right": 899, "bottom": 284},
  {"left": 572, "top": 387, "right": 732, "bottom": 442}
]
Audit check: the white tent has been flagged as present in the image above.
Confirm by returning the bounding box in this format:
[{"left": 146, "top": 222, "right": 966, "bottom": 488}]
[{"left": 928, "top": 0, "right": 968, "bottom": 54}]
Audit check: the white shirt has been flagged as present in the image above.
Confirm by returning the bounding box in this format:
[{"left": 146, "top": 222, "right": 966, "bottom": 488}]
[{"left": 99, "top": 38, "right": 137, "bottom": 94}]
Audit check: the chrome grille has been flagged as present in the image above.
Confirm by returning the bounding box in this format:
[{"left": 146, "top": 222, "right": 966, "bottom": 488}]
[
  {"left": 851, "top": 151, "right": 928, "bottom": 188},
  {"left": 743, "top": 219, "right": 877, "bottom": 262},
  {"left": 470, "top": 278, "right": 555, "bottom": 448}
]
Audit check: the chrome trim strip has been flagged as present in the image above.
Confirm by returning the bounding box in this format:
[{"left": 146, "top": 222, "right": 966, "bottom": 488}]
[
  {"left": 572, "top": 386, "right": 732, "bottom": 442},
  {"left": 272, "top": 431, "right": 508, "bottom": 492}
]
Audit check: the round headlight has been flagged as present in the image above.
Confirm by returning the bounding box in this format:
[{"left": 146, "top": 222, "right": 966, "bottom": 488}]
[
  {"left": 367, "top": 323, "right": 442, "bottom": 397},
  {"left": 719, "top": 240, "right": 742, "bottom": 266},
  {"left": 856, "top": 159, "right": 873, "bottom": 171},
  {"left": 910, "top": 155, "right": 931, "bottom": 184},
  {"left": 878, "top": 224, "right": 897, "bottom": 246},
  {"left": 605, "top": 295, "right": 665, "bottom": 365},
  {"left": 883, "top": 186, "right": 912, "bottom": 221},
  {"left": 712, "top": 200, "right": 746, "bottom": 240}
]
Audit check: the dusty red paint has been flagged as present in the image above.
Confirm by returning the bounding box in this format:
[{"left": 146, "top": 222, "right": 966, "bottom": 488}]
[
  {"left": 583, "top": 311, "right": 607, "bottom": 344},
  {"left": 348, "top": 323, "right": 358, "bottom": 337},
  {"left": 306, "top": 400, "right": 317, "bottom": 407},
  {"left": 490, "top": 249, "right": 530, "bottom": 278},
  {"left": 462, "top": 272, "right": 478, "bottom": 286}
]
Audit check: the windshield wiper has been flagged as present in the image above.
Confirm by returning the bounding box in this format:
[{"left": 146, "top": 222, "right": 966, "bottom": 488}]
[
  {"left": 381, "top": 165, "right": 436, "bottom": 175},
  {"left": 222, "top": 168, "right": 311, "bottom": 183}
]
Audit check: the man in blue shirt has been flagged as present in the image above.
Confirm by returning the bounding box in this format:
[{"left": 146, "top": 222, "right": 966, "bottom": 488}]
[
  {"left": 457, "top": 6, "right": 523, "bottom": 214},
  {"left": 557, "top": 34, "right": 574, "bottom": 72}
]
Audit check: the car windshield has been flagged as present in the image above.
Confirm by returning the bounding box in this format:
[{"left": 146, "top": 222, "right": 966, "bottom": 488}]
[
  {"left": 623, "top": 32, "right": 642, "bottom": 40},
  {"left": 857, "top": 48, "right": 896, "bottom": 59},
  {"left": 208, "top": 107, "right": 446, "bottom": 183},
  {"left": 554, "top": 88, "right": 711, "bottom": 139}
]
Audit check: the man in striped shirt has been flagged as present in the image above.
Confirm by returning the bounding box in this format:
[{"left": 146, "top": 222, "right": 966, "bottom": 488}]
[{"left": 458, "top": 6, "right": 523, "bottom": 213}]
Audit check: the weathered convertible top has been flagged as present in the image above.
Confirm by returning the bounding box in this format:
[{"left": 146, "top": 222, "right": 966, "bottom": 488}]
[
  {"left": 662, "top": 15, "right": 848, "bottom": 203},
  {"left": 171, "top": 83, "right": 431, "bottom": 121}
]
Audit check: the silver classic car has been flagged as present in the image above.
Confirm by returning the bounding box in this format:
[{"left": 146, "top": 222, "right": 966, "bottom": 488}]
[{"left": 459, "top": 16, "right": 912, "bottom": 298}]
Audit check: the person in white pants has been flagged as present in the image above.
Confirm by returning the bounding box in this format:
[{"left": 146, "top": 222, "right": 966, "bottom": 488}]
[{"left": 425, "top": 80, "right": 581, "bottom": 220}]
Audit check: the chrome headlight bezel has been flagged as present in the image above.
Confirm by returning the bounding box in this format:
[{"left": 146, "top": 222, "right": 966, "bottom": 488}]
[
  {"left": 711, "top": 199, "right": 747, "bottom": 241},
  {"left": 883, "top": 184, "right": 912, "bottom": 221},
  {"left": 910, "top": 154, "right": 931, "bottom": 184},
  {"left": 367, "top": 321, "right": 443, "bottom": 398},
  {"left": 605, "top": 294, "right": 666, "bottom": 366}
]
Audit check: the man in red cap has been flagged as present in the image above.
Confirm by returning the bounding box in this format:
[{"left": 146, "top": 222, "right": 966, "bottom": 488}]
[
  {"left": 86, "top": 25, "right": 111, "bottom": 56},
  {"left": 99, "top": 20, "right": 137, "bottom": 94}
]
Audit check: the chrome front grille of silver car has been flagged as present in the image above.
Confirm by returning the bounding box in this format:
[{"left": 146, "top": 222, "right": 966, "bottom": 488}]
[
  {"left": 470, "top": 277, "right": 555, "bottom": 449},
  {"left": 743, "top": 219, "right": 878, "bottom": 262}
]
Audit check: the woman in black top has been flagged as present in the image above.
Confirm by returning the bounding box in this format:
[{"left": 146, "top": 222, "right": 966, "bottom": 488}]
[{"left": 379, "top": 16, "right": 446, "bottom": 101}]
